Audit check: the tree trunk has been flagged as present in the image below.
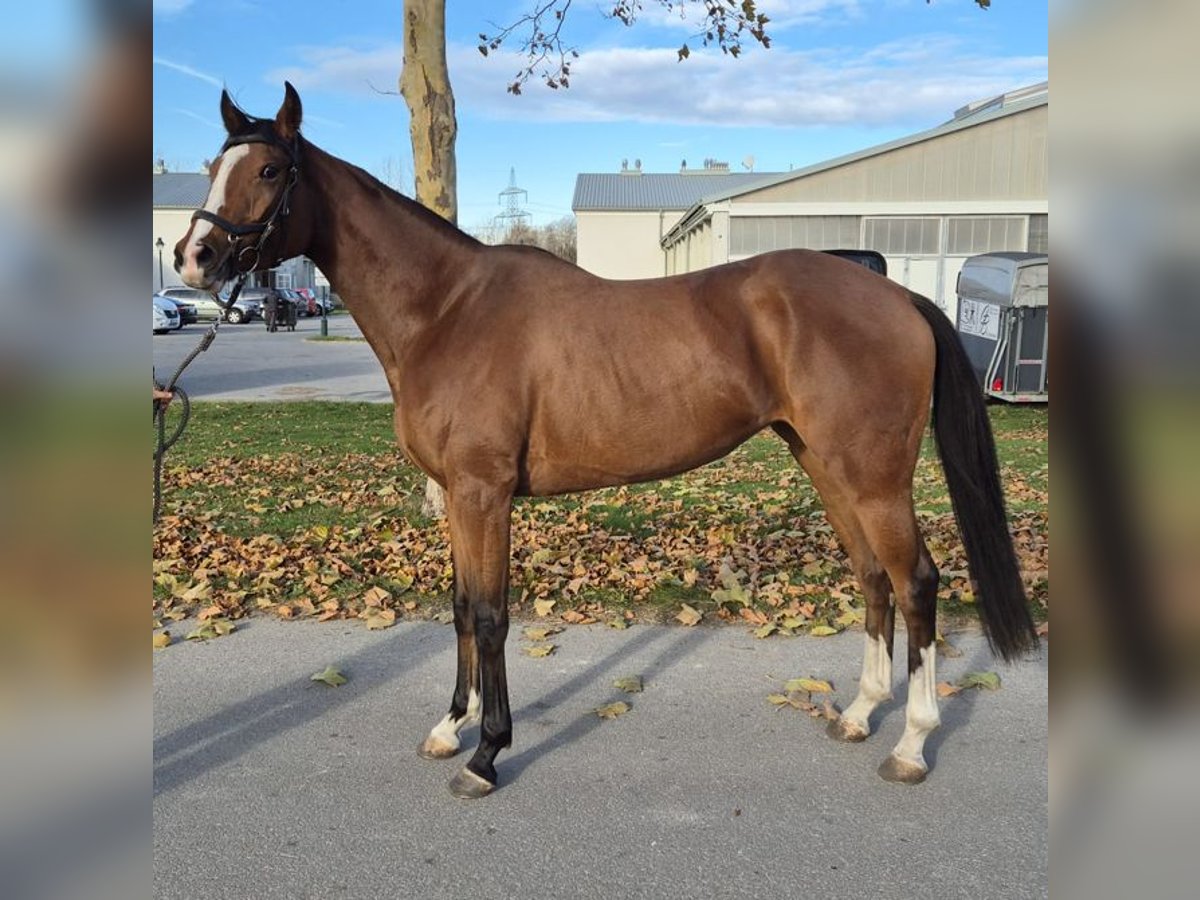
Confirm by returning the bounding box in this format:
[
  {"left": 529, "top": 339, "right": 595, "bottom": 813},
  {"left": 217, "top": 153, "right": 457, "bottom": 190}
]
[{"left": 400, "top": 0, "right": 455, "bottom": 519}]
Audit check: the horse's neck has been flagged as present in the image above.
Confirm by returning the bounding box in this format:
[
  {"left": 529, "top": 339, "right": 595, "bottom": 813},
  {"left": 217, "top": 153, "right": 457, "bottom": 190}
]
[{"left": 302, "top": 143, "right": 477, "bottom": 373}]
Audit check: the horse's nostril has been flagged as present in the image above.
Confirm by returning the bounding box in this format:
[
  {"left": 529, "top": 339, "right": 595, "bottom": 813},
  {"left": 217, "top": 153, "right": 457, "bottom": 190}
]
[
  {"left": 195, "top": 245, "right": 215, "bottom": 267},
  {"left": 173, "top": 248, "right": 184, "bottom": 271}
]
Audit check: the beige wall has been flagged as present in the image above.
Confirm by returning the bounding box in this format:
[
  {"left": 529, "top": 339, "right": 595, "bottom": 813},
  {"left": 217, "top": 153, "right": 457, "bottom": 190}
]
[
  {"left": 576, "top": 210, "right": 683, "bottom": 279},
  {"left": 739, "top": 104, "right": 1048, "bottom": 206},
  {"left": 153, "top": 209, "right": 195, "bottom": 289}
]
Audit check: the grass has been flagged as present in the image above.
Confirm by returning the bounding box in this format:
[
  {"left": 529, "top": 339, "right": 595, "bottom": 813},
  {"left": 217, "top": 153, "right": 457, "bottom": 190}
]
[{"left": 156, "top": 401, "right": 1048, "bottom": 630}]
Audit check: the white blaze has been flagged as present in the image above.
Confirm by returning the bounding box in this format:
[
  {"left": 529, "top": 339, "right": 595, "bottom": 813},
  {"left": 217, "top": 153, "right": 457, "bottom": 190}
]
[{"left": 179, "top": 144, "right": 251, "bottom": 286}]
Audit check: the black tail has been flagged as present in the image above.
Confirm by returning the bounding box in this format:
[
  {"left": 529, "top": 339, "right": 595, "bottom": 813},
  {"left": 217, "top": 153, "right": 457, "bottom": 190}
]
[{"left": 911, "top": 294, "right": 1038, "bottom": 661}]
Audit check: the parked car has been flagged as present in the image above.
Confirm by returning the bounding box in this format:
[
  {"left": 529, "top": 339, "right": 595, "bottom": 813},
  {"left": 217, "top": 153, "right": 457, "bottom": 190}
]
[
  {"left": 153, "top": 295, "right": 181, "bottom": 333},
  {"left": 154, "top": 292, "right": 197, "bottom": 325},
  {"left": 159, "top": 285, "right": 261, "bottom": 324},
  {"left": 293, "top": 287, "right": 316, "bottom": 316}
]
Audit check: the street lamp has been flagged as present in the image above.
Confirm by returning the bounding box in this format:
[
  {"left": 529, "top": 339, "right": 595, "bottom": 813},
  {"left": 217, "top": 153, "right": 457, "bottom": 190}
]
[{"left": 155, "top": 236, "right": 165, "bottom": 290}]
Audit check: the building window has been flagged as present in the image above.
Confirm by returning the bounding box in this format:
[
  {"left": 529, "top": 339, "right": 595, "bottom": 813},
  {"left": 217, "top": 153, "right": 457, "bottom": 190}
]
[
  {"left": 863, "top": 218, "right": 941, "bottom": 256},
  {"left": 729, "top": 216, "right": 860, "bottom": 255},
  {"left": 946, "top": 217, "right": 1026, "bottom": 255},
  {"left": 1027, "top": 214, "right": 1048, "bottom": 253}
]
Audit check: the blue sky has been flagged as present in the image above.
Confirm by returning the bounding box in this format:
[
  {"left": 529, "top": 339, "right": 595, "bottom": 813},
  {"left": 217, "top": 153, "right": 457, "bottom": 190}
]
[{"left": 153, "top": 1, "right": 1047, "bottom": 227}]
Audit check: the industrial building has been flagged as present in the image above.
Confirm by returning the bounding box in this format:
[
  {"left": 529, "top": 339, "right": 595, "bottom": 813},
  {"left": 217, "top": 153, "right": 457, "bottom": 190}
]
[{"left": 573, "top": 83, "right": 1047, "bottom": 318}]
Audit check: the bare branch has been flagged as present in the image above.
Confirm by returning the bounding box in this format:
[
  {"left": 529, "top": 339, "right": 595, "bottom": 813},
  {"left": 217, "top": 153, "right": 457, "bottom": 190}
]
[{"left": 479, "top": 0, "right": 773, "bottom": 94}]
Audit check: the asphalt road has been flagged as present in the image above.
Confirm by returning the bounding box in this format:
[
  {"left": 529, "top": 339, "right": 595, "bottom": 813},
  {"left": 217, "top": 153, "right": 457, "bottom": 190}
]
[
  {"left": 151, "top": 313, "right": 391, "bottom": 403},
  {"left": 153, "top": 620, "right": 1047, "bottom": 899}
]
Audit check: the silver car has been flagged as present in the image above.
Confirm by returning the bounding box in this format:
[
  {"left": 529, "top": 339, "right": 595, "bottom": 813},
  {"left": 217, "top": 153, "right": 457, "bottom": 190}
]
[{"left": 158, "top": 285, "right": 261, "bottom": 324}]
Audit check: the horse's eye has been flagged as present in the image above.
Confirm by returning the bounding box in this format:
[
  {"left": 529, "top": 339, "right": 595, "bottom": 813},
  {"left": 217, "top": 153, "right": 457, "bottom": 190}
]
[{"left": 260, "top": 165, "right": 279, "bottom": 180}]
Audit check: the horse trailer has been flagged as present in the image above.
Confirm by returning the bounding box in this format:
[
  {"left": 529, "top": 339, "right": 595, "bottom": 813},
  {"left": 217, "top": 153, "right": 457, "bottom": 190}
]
[{"left": 954, "top": 252, "right": 1048, "bottom": 402}]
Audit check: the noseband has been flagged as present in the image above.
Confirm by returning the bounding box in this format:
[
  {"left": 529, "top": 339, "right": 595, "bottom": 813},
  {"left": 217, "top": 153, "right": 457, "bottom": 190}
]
[{"left": 192, "top": 130, "right": 300, "bottom": 306}]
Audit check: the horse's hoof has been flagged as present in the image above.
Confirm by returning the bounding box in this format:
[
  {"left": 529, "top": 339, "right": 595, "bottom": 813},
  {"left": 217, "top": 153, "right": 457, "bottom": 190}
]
[
  {"left": 877, "top": 754, "right": 927, "bottom": 785},
  {"left": 826, "top": 716, "right": 869, "bottom": 743},
  {"left": 417, "top": 735, "right": 460, "bottom": 760},
  {"left": 448, "top": 767, "right": 496, "bottom": 800}
]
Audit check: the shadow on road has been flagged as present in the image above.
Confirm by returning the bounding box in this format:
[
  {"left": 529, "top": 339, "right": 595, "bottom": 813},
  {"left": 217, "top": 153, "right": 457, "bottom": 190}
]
[
  {"left": 499, "top": 627, "right": 717, "bottom": 787},
  {"left": 153, "top": 625, "right": 448, "bottom": 796}
]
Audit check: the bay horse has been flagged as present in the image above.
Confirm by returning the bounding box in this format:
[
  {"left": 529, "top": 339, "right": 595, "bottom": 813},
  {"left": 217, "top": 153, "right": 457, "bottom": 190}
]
[{"left": 175, "top": 85, "right": 1037, "bottom": 799}]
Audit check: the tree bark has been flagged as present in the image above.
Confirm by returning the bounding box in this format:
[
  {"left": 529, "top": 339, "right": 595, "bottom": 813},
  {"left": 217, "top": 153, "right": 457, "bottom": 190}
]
[{"left": 400, "top": 0, "right": 455, "bottom": 518}]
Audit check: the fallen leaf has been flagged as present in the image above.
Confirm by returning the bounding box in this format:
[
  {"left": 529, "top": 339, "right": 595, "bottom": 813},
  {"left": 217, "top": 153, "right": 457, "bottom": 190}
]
[
  {"left": 152, "top": 631, "right": 171, "bottom": 649},
  {"left": 809, "top": 625, "right": 839, "bottom": 637},
  {"left": 363, "top": 586, "right": 391, "bottom": 607},
  {"left": 958, "top": 671, "right": 1001, "bottom": 691},
  {"left": 595, "top": 700, "right": 630, "bottom": 719},
  {"left": 607, "top": 617, "right": 629, "bottom": 630},
  {"left": 936, "top": 681, "right": 963, "bottom": 697},
  {"left": 835, "top": 609, "right": 863, "bottom": 628},
  {"left": 433, "top": 610, "right": 454, "bottom": 624},
  {"left": 311, "top": 666, "right": 347, "bottom": 687},
  {"left": 676, "top": 603, "right": 702, "bottom": 626},
  {"left": 613, "top": 675, "right": 643, "bottom": 693},
  {"left": 820, "top": 698, "right": 839, "bottom": 721},
  {"left": 523, "top": 625, "right": 561, "bottom": 641},
  {"left": 185, "top": 619, "right": 235, "bottom": 641},
  {"left": 936, "top": 633, "right": 965, "bottom": 658},
  {"left": 753, "top": 623, "right": 778, "bottom": 639},
  {"left": 365, "top": 608, "right": 396, "bottom": 630},
  {"left": 534, "top": 599, "right": 557, "bottom": 617},
  {"left": 523, "top": 642, "right": 556, "bottom": 658},
  {"left": 767, "top": 693, "right": 792, "bottom": 706},
  {"left": 785, "top": 677, "right": 833, "bottom": 694}
]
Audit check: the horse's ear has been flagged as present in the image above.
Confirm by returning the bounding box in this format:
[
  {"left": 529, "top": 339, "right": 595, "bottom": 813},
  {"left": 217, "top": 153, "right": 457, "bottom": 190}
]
[
  {"left": 220, "top": 89, "right": 250, "bottom": 135},
  {"left": 275, "top": 82, "right": 303, "bottom": 141}
]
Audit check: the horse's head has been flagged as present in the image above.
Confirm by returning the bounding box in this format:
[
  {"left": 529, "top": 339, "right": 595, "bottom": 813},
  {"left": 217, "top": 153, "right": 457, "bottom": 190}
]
[{"left": 175, "top": 83, "right": 309, "bottom": 291}]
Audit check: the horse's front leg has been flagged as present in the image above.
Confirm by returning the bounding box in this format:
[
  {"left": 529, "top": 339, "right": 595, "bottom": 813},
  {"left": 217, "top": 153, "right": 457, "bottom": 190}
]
[
  {"left": 417, "top": 578, "right": 480, "bottom": 759},
  {"left": 436, "top": 477, "right": 513, "bottom": 799}
]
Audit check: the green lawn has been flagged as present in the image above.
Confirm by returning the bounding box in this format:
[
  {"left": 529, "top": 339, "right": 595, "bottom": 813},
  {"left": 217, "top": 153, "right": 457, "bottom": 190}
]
[{"left": 154, "top": 402, "right": 1047, "bottom": 634}]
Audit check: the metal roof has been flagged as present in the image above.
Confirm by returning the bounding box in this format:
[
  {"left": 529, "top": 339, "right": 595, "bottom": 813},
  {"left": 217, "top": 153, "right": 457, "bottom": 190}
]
[
  {"left": 153, "top": 173, "right": 210, "bottom": 209},
  {"left": 572, "top": 172, "right": 783, "bottom": 212}
]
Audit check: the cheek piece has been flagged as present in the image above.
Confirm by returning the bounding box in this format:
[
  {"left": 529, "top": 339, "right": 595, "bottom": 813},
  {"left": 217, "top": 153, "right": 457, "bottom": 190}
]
[{"left": 191, "top": 130, "right": 300, "bottom": 307}]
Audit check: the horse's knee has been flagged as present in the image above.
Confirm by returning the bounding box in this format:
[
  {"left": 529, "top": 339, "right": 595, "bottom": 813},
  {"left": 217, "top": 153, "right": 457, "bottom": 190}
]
[{"left": 473, "top": 604, "right": 508, "bottom": 655}]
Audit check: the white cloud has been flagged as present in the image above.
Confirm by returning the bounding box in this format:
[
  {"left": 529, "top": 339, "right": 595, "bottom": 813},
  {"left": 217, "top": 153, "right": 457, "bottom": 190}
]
[
  {"left": 448, "top": 40, "right": 1047, "bottom": 129},
  {"left": 154, "top": 56, "right": 223, "bottom": 88},
  {"left": 267, "top": 36, "right": 1046, "bottom": 130},
  {"left": 267, "top": 45, "right": 402, "bottom": 96},
  {"left": 630, "top": 0, "right": 863, "bottom": 33}
]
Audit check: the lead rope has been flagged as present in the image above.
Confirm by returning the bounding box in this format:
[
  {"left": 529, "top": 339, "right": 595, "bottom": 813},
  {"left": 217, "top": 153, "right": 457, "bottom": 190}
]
[{"left": 153, "top": 270, "right": 258, "bottom": 522}]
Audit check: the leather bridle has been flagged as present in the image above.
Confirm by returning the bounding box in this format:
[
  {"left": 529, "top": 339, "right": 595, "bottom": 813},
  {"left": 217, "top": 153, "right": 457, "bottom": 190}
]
[{"left": 191, "top": 130, "right": 300, "bottom": 309}]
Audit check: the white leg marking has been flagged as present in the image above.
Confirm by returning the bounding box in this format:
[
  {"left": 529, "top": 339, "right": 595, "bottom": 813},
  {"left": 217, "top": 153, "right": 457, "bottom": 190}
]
[
  {"left": 839, "top": 633, "right": 893, "bottom": 734},
  {"left": 426, "top": 688, "right": 480, "bottom": 754},
  {"left": 179, "top": 144, "right": 250, "bottom": 286},
  {"left": 891, "top": 644, "right": 940, "bottom": 770}
]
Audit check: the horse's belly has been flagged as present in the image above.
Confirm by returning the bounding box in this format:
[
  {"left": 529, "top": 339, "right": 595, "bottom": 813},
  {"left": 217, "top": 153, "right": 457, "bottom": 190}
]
[{"left": 521, "top": 410, "right": 766, "bottom": 497}]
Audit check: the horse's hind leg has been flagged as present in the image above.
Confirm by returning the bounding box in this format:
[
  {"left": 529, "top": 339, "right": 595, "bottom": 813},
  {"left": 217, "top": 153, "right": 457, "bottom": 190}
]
[
  {"left": 855, "top": 496, "right": 941, "bottom": 784},
  {"left": 779, "top": 433, "right": 895, "bottom": 743}
]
